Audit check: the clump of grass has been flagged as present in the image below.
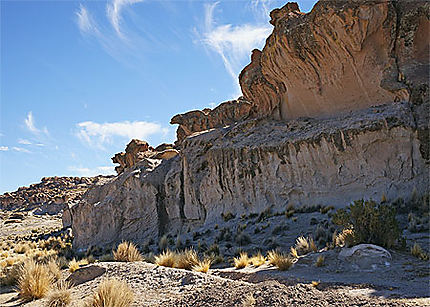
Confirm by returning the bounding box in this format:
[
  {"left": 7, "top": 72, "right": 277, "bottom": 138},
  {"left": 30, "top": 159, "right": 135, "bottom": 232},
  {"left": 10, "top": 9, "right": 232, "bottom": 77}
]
[
  {"left": 233, "top": 252, "right": 249, "bottom": 269},
  {"left": 68, "top": 259, "right": 79, "bottom": 273},
  {"left": 192, "top": 258, "right": 212, "bottom": 273},
  {"left": 315, "top": 255, "right": 325, "bottom": 267},
  {"left": 311, "top": 280, "right": 320, "bottom": 287},
  {"left": 236, "top": 232, "right": 251, "bottom": 246},
  {"left": 47, "top": 259, "right": 61, "bottom": 281},
  {"left": 290, "top": 247, "right": 298, "bottom": 259},
  {"left": 242, "top": 293, "right": 256, "bottom": 307},
  {"left": 175, "top": 249, "right": 199, "bottom": 270},
  {"left": 113, "top": 242, "right": 143, "bottom": 262},
  {"left": 267, "top": 251, "right": 293, "bottom": 271},
  {"left": 249, "top": 252, "right": 266, "bottom": 267},
  {"left": 294, "top": 236, "right": 316, "bottom": 255},
  {"left": 154, "top": 250, "right": 177, "bottom": 268},
  {"left": 18, "top": 259, "right": 53, "bottom": 301},
  {"left": 334, "top": 228, "right": 355, "bottom": 247},
  {"left": 84, "top": 278, "right": 134, "bottom": 307},
  {"left": 411, "top": 243, "right": 429, "bottom": 261},
  {"left": 222, "top": 212, "right": 236, "bottom": 222},
  {"left": 46, "top": 281, "right": 71, "bottom": 307}
]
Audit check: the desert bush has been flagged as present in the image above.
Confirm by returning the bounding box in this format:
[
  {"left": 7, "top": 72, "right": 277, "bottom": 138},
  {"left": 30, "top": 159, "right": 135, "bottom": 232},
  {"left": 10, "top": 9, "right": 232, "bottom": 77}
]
[
  {"left": 175, "top": 249, "right": 199, "bottom": 270},
  {"left": 411, "top": 243, "right": 429, "bottom": 261},
  {"left": 192, "top": 258, "right": 212, "bottom": 273},
  {"left": 84, "top": 278, "right": 134, "bottom": 307},
  {"left": 46, "top": 281, "right": 71, "bottom": 307},
  {"left": 113, "top": 242, "right": 143, "bottom": 262},
  {"left": 18, "top": 259, "right": 53, "bottom": 301},
  {"left": 267, "top": 250, "right": 293, "bottom": 271},
  {"left": 206, "top": 243, "right": 220, "bottom": 256},
  {"left": 334, "top": 228, "right": 355, "bottom": 248},
  {"left": 332, "top": 199, "right": 400, "bottom": 248},
  {"left": 315, "top": 255, "right": 325, "bottom": 267},
  {"left": 233, "top": 252, "right": 249, "bottom": 269},
  {"left": 236, "top": 232, "right": 251, "bottom": 246},
  {"left": 155, "top": 250, "right": 177, "bottom": 268},
  {"left": 250, "top": 252, "right": 266, "bottom": 267}
]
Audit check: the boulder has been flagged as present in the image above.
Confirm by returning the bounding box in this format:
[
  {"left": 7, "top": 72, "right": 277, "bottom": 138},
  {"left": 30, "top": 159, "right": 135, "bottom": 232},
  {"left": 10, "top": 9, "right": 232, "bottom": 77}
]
[{"left": 338, "top": 244, "right": 391, "bottom": 271}]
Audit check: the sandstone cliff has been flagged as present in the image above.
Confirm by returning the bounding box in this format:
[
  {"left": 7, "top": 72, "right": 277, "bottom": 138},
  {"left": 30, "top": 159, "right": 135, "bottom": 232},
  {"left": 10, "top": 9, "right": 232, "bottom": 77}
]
[
  {"left": 239, "top": 0, "right": 429, "bottom": 120},
  {"left": 69, "top": 0, "right": 429, "bottom": 251}
]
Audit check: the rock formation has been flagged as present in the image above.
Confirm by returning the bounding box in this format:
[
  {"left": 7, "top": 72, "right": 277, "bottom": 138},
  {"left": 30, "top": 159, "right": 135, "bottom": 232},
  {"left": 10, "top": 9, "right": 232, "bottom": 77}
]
[
  {"left": 0, "top": 176, "right": 110, "bottom": 214},
  {"left": 69, "top": 0, "right": 429, "bottom": 251},
  {"left": 239, "top": 0, "right": 429, "bottom": 120},
  {"left": 171, "top": 97, "right": 253, "bottom": 143}
]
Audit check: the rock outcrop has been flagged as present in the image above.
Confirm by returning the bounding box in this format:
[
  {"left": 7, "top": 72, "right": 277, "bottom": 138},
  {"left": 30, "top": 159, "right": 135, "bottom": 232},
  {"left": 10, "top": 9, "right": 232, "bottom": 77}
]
[
  {"left": 69, "top": 0, "right": 429, "bottom": 251},
  {"left": 71, "top": 102, "right": 429, "bottom": 250},
  {"left": 112, "top": 139, "right": 178, "bottom": 174},
  {"left": 0, "top": 176, "right": 110, "bottom": 214},
  {"left": 170, "top": 97, "right": 253, "bottom": 143},
  {"left": 239, "top": 0, "right": 429, "bottom": 120}
]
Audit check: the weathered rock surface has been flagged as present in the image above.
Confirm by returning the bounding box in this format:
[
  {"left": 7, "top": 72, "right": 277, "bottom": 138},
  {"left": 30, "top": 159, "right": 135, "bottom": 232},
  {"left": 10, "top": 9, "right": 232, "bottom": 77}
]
[
  {"left": 338, "top": 244, "right": 391, "bottom": 271},
  {"left": 0, "top": 176, "right": 110, "bottom": 214},
  {"left": 71, "top": 101, "right": 429, "bottom": 250},
  {"left": 239, "top": 0, "right": 429, "bottom": 120},
  {"left": 170, "top": 96, "right": 253, "bottom": 143}
]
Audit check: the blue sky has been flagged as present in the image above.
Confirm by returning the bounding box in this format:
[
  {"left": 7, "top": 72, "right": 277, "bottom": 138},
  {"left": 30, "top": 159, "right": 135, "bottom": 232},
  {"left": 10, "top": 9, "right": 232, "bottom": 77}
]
[{"left": 0, "top": 0, "right": 317, "bottom": 193}]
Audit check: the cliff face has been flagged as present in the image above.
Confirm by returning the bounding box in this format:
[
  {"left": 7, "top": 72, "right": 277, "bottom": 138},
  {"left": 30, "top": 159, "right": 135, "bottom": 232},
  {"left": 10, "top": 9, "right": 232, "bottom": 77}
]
[
  {"left": 71, "top": 102, "right": 428, "bottom": 250},
  {"left": 239, "top": 0, "right": 429, "bottom": 120},
  {"left": 69, "top": 0, "right": 429, "bottom": 250}
]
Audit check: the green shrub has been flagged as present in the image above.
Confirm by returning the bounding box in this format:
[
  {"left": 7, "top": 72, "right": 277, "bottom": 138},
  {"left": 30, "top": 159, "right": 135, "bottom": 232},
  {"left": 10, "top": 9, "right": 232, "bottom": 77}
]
[{"left": 332, "top": 200, "right": 400, "bottom": 248}]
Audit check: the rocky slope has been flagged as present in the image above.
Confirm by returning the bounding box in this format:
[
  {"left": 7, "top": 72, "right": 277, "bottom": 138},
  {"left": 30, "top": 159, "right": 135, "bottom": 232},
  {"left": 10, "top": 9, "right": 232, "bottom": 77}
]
[
  {"left": 0, "top": 176, "right": 110, "bottom": 215},
  {"left": 69, "top": 0, "right": 429, "bottom": 251}
]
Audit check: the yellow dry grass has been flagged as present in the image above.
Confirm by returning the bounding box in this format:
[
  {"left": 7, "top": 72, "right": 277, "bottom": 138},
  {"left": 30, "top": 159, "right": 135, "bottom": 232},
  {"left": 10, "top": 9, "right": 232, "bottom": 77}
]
[
  {"left": 192, "top": 258, "right": 212, "bottom": 273},
  {"left": 84, "top": 278, "right": 134, "bottom": 307},
  {"left": 154, "top": 250, "right": 177, "bottom": 268},
  {"left": 68, "top": 259, "right": 80, "bottom": 273},
  {"left": 267, "top": 250, "right": 293, "bottom": 271},
  {"left": 249, "top": 252, "right": 266, "bottom": 267},
  {"left": 175, "top": 249, "right": 199, "bottom": 270},
  {"left": 46, "top": 281, "right": 71, "bottom": 307},
  {"left": 18, "top": 259, "right": 53, "bottom": 301},
  {"left": 315, "top": 255, "right": 325, "bottom": 267},
  {"left": 113, "top": 242, "right": 143, "bottom": 262},
  {"left": 233, "top": 252, "right": 249, "bottom": 269}
]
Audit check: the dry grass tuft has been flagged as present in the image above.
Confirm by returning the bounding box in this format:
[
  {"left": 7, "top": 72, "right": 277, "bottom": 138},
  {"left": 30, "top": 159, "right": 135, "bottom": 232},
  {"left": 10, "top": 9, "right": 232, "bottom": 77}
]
[
  {"left": 84, "top": 278, "right": 134, "bottom": 307},
  {"left": 68, "top": 259, "right": 80, "bottom": 273},
  {"left": 46, "top": 281, "right": 71, "bottom": 307},
  {"left": 233, "top": 252, "right": 249, "bottom": 269},
  {"left": 18, "top": 259, "right": 53, "bottom": 301},
  {"left": 309, "top": 237, "right": 318, "bottom": 252},
  {"left": 241, "top": 293, "right": 256, "bottom": 307},
  {"left": 411, "top": 243, "right": 429, "bottom": 261},
  {"left": 311, "top": 280, "right": 320, "bottom": 287},
  {"left": 290, "top": 247, "right": 298, "bottom": 259},
  {"left": 249, "top": 252, "right": 266, "bottom": 267},
  {"left": 315, "top": 255, "right": 325, "bottom": 267},
  {"left": 47, "top": 260, "right": 61, "bottom": 281},
  {"left": 113, "top": 242, "right": 143, "bottom": 262},
  {"left": 335, "top": 229, "right": 355, "bottom": 248},
  {"left": 267, "top": 250, "right": 293, "bottom": 271},
  {"left": 155, "top": 250, "right": 177, "bottom": 268},
  {"left": 192, "top": 258, "right": 212, "bottom": 273},
  {"left": 175, "top": 249, "right": 199, "bottom": 270}
]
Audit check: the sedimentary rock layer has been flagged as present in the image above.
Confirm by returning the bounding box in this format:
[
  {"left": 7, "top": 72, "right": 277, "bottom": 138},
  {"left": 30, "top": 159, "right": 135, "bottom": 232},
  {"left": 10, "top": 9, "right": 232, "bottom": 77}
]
[
  {"left": 239, "top": 0, "right": 429, "bottom": 120},
  {"left": 70, "top": 102, "right": 429, "bottom": 250}
]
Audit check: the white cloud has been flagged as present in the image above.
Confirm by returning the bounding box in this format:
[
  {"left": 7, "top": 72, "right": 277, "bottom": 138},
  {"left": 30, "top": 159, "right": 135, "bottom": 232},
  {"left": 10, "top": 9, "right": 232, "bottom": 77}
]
[
  {"left": 12, "top": 147, "right": 31, "bottom": 153},
  {"left": 75, "top": 120, "right": 168, "bottom": 149},
  {"left": 106, "top": 0, "right": 144, "bottom": 38},
  {"left": 18, "top": 138, "right": 32, "bottom": 145},
  {"left": 76, "top": 4, "right": 100, "bottom": 35},
  {"left": 24, "top": 111, "right": 49, "bottom": 136},
  {"left": 198, "top": 2, "right": 272, "bottom": 94},
  {"left": 0, "top": 146, "right": 8, "bottom": 151},
  {"left": 68, "top": 166, "right": 115, "bottom": 177}
]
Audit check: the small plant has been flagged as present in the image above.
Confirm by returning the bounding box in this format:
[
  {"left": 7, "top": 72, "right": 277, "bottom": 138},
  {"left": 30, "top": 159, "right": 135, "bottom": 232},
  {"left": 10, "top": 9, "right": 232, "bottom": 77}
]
[
  {"left": 192, "top": 258, "right": 212, "bottom": 273},
  {"left": 290, "top": 247, "right": 298, "bottom": 259},
  {"left": 311, "top": 280, "right": 320, "bottom": 287},
  {"left": 267, "top": 251, "right": 293, "bottom": 271},
  {"left": 411, "top": 243, "right": 429, "bottom": 261},
  {"left": 242, "top": 293, "right": 256, "bottom": 307},
  {"left": 154, "top": 250, "right": 177, "bottom": 268},
  {"left": 84, "top": 278, "right": 134, "bottom": 307},
  {"left": 68, "top": 259, "right": 80, "bottom": 273},
  {"left": 222, "top": 212, "right": 235, "bottom": 222},
  {"left": 332, "top": 200, "right": 400, "bottom": 248},
  {"left": 207, "top": 243, "right": 220, "bottom": 256},
  {"left": 46, "top": 281, "right": 71, "bottom": 307},
  {"left": 175, "top": 249, "right": 199, "bottom": 270},
  {"left": 18, "top": 259, "right": 53, "bottom": 301},
  {"left": 249, "top": 252, "right": 266, "bottom": 267},
  {"left": 236, "top": 232, "right": 251, "bottom": 246},
  {"left": 315, "top": 255, "right": 325, "bottom": 267},
  {"left": 113, "top": 242, "right": 143, "bottom": 262},
  {"left": 294, "top": 236, "right": 316, "bottom": 255},
  {"left": 233, "top": 252, "right": 249, "bottom": 269},
  {"left": 335, "top": 228, "right": 355, "bottom": 247},
  {"left": 47, "top": 260, "right": 61, "bottom": 281}
]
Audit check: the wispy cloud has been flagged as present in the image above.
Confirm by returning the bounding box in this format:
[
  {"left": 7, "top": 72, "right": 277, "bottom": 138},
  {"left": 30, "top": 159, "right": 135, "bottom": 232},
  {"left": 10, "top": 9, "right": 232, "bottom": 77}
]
[
  {"left": 12, "top": 147, "right": 31, "bottom": 153},
  {"left": 24, "top": 111, "right": 49, "bottom": 136},
  {"left": 197, "top": 2, "right": 272, "bottom": 96},
  {"left": 76, "top": 4, "right": 100, "bottom": 35},
  {"left": 18, "top": 138, "right": 32, "bottom": 145},
  {"left": 0, "top": 146, "right": 8, "bottom": 151},
  {"left": 68, "top": 165, "right": 115, "bottom": 177},
  {"left": 106, "top": 0, "right": 144, "bottom": 38},
  {"left": 75, "top": 120, "right": 168, "bottom": 149}
]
